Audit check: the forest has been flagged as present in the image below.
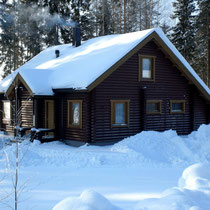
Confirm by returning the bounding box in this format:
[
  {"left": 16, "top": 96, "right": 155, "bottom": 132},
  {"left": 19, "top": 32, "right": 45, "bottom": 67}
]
[{"left": 0, "top": 0, "right": 209, "bottom": 87}]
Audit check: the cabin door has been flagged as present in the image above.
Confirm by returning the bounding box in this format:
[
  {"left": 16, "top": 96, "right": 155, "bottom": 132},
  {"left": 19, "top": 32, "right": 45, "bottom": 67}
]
[{"left": 45, "top": 100, "right": 54, "bottom": 129}]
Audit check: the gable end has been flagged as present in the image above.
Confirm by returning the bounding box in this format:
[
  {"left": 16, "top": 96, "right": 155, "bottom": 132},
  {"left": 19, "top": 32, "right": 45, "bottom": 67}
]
[
  {"left": 6, "top": 73, "right": 33, "bottom": 98},
  {"left": 87, "top": 31, "right": 156, "bottom": 91},
  {"left": 87, "top": 31, "right": 210, "bottom": 102}
]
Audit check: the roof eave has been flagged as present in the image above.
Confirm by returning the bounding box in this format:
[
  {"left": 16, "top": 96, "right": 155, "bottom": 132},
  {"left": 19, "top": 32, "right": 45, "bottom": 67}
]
[
  {"left": 87, "top": 31, "right": 156, "bottom": 92},
  {"left": 152, "top": 32, "right": 210, "bottom": 102},
  {"left": 53, "top": 89, "right": 88, "bottom": 94},
  {"left": 87, "top": 30, "right": 210, "bottom": 102}
]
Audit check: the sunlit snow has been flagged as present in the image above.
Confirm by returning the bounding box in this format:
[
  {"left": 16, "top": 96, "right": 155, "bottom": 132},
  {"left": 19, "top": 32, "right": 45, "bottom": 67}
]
[
  {"left": 0, "top": 124, "right": 210, "bottom": 209},
  {"left": 0, "top": 28, "right": 209, "bottom": 97}
]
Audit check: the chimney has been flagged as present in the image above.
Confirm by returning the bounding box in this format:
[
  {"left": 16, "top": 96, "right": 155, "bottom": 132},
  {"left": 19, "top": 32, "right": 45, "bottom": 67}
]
[
  {"left": 55, "top": 50, "right": 60, "bottom": 58},
  {"left": 73, "top": 24, "right": 81, "bottom": 47}
]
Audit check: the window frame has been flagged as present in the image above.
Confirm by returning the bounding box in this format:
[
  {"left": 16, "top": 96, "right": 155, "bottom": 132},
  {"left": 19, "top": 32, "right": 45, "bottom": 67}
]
[
  {"left": 146, "top": 100, "right": 162, "bottom": 114},
  {"left": 170, "top": 100, "right": 185, "bottom": 114},
  {"left": 139, "top": 55, "right": 156, "bottom": 81},
  {"left": 2, "top": 100, "right": 11, "bottom": 123},
  {"left": 67, "top": 100, "right": 82, "bottom": 128},
  {"left": 111, "top": 100, "right": 130, "bottom": 128}
]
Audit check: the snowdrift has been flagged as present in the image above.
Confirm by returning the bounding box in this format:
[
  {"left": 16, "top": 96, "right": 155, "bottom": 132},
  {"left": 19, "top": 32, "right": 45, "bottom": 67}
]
[
  {"left": 111, "top": 124, "right": 210, "bottom": 166},
  {"left": 135, "top": 163, "right": 210, "bottom": 210},
  {"left": 52, "top": 190, "right": 121, "bottom": 210},
  {"left": 1, "top": 124, "right": 210, "bottom": 210},
  {"left": 1, "top": 124, "right": 210, "bottom": 169},
  {"left": 53, "top": 163, "right": 210, "bottom": 210}
]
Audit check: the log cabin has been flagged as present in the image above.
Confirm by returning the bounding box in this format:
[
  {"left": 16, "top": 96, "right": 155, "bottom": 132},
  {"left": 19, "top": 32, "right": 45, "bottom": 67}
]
[{"left": 0, "top": 28, "right": 209, "bottom": 145}]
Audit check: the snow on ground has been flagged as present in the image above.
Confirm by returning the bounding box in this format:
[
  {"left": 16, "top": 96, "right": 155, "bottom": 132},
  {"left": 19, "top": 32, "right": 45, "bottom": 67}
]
[{"left": 0, "top": 124, "right": 210, "bottom": 209}]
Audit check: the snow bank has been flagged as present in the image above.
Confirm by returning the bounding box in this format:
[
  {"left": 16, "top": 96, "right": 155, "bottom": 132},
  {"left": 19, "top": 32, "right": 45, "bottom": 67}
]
[
  {"left": 135, "top": 163, "right": 210, "bottom": 210},
  {"left": 0, "top": 134, "right": 13, "bottom": 150},
  {"left": 178, "top": 163, "right": 210, "bottom": 190},
  {"left": 52, "top": 190, "right": 120, "bottom": 210},
  {"left": 111, "top": 129, "right": 196, "bottom": 166},
  {"left": 186, "top": 124, "right": 210, "bottom": 161},
  {"left": 1, "top": 124, "right": 210, "bottom": 169},
  {"left": 1, "top": 124, "right": 210, "bottom": 210},
  {"left": 52, "top": 164, "right": 210, "bottom": 210}
]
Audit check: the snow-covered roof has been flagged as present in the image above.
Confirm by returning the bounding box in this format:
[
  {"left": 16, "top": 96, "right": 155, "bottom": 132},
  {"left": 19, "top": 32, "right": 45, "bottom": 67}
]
[{"left": 0, "top": 28, "right": 210, "bottom": 99}]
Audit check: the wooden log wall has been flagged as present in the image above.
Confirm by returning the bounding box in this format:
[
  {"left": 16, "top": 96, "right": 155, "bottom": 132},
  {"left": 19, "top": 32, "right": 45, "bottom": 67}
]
[
  {"left": 90, "top": 40, "right": 208, "bottom": 143},
  {"left": 19, "top": 87, "right": 33, "bottom": 127},
  {"left": 55, "top": 92, "right": 90, "bottom": 142},
  {"left": 208, "top": 104, "right": 210, "bottom": 124},
  {"left": 192, "top": 88, "right": 208, "bottom": 130},
  {"left": 1, "top": 85, "right": 33, "bottom": 135}
]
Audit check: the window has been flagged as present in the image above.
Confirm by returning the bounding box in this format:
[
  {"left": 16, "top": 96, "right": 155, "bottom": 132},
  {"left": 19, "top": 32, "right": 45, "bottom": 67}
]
[
  {"left": 68, "top": 100, "right": 82, "bottom": 128},
  {"left": 111, "top": 100, "right": 129, "bottom": 127},
  {"left": 146, "top": 100, "right": 162, "bottom": 114},
  {"left": 3, "top": 101, "right": 11, "bottom": 121},
  {"left": 139, "top": 55, "right": 155, "bottom": 80},
  {"left": 170, "top": 100, "right": 185, "bottom": 114}
]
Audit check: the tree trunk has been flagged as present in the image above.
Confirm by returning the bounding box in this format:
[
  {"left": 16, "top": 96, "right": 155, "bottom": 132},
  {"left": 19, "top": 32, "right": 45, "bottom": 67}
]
[
  {"left": 207, "top": 15, "right": 210, "bottom": 87},
  {"left": 15, "top": 141, "right": 19, "bottom": 210},
  {"left": 120, "top": 0, "right": 122, "bottom": 33},
  {"left": 102, "top": 0, "right": 105, "bottom": 35},
  {"left": 124, "top": 0, "right": 127, "bottom": 33}
]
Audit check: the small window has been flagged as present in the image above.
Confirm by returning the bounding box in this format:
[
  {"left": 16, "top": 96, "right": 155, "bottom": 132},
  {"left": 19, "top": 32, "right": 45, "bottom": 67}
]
[
  {"left": 3, "top": 101, "right": 11, "bottom": 121},
  {"left": 111, "top": 100, "right": 129, "bottom": 127},
  {"left": 170, "top": 100, "right": 185, "bottom": 114},
  {"left": 146, "top": 100, "right": 162, "bottom": 114},
  {"left": 139, "top": 55, "right": 155, "bottom": 80},
  {"left": 68, "top": 100, "right": 82, "bottom": 128}
]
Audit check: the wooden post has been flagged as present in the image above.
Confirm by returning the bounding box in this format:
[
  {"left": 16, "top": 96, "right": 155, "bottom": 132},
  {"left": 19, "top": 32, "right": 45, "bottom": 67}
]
[
  {"left": 0, "top": 94, "right": 3, "bottom": 130},
  {"left": 14, "top": 86, "right": 18, "bottom": 136},
  {"left": 140, "top": 87, "right": 147, "bottom": 131},
  {"left": 189, "top": 85, "right": 195, "bottom": 131},
  {"left": 61, "top": 97, "right": 64, "bottom": 140},
  {"left": 208, "top": 104, "right": 210, "bottom": 124},
  {"left": 33, "top": 98, "right": 38, "bottom": 128}
]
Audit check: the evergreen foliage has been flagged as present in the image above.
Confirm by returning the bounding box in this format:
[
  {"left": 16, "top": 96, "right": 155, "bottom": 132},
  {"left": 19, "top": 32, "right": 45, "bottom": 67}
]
[
  {"left": 170, "top": 0, "right": 196, "bottom": 65},
  {"left": 0, "top": 0, "right": 171, "bottom": 78},
  {"left": 0, "top": 0, "right": 16, "bottom": 77},
  {"left": 196, "top": 0, "right": 210, "bottom": 86}
]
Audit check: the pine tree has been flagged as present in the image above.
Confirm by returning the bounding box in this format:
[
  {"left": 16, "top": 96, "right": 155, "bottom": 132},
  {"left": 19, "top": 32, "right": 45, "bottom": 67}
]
[
  {"left": 16, "top": 1, "right": 43, "bottom": 62},
  {"left": 40, "top": 0, "right": 94, "bottom": 45},
  {"left": 0, "top": 0, "right": 45, "bottom": 77},
  {"left": 0, "top": 0, "right": 176, "bottom": 79},
  {"left": 0, "top": 0, "right": 20, "bottom": 77},
  {"left": 71, "top": 0, "right": 94, "bottom": 40},
  {"left": 91, "top": 0, "right": 112, "bottom": 36},
  {"left": 134, "top": 0, "right": 160, "bottom": 31},
  {"left": 170, "top": 0, "right": 196, "bottom": 65},
  {"left": 196, "top": 0, "right": 210, "bottom": 87},
  {"left": 40, "top": 0, "right": 72, "bottom": 45}
]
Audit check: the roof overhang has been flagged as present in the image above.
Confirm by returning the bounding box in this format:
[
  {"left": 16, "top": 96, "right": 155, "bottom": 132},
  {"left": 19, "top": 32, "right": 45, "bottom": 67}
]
[
  {"left": 87, "top": 31, "right": 210, "bottom": 102},
  {"left": 53, "top": 88, "right": 88, "bottom": 94},
  {"left": 5, "top": 73, "right": 33, "bottom": 97},
  {"left": 152, "top": 32, "right": 210, "bottom": 102}
]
